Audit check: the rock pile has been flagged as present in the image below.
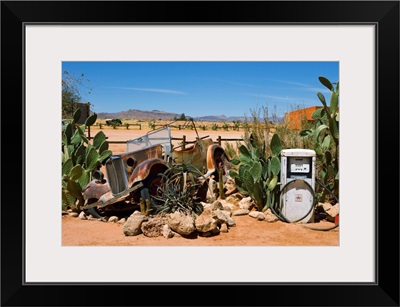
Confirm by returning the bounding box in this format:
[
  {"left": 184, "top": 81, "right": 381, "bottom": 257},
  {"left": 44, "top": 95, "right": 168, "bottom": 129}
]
[
  {"left": 63, "top": 179, "right": 339, "bottom": 238},
  {"left": 66, "top": 194, "right": 283, "bottom": 239}
]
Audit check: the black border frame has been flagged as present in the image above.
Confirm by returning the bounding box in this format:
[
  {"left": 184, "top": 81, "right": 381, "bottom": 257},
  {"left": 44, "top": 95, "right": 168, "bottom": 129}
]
[{"left": 1, "top": 1, "right": 399, "bottom": 306}]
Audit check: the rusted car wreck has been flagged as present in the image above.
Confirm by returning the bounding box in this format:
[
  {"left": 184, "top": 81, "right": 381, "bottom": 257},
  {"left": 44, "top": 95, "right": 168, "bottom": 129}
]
[{"left": 81, "top": 125, "right": 229, "bottom": 217}]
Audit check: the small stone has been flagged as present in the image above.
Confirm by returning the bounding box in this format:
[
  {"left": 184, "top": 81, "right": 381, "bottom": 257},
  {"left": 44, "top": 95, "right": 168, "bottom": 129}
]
[
  {"left": 219, "top": 223, "right": 229, "bottom": 233},
  {"left": 117, "top": 218, "right": 126, "bottom": 224},
  {"left": 108, "top": 216, "right": 119, "bottom": 223}
]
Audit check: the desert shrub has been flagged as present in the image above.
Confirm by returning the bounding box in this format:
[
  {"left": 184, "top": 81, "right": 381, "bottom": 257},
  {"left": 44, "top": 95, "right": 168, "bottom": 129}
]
[
  {"left": 211, "top": 123, "right": 218, "bottom": 131},
  {"left": 242, "top": 104, "right": 276, "bottom": 158},
  {"left": 150, "top": 163, "right": 205, "bottom": 216},
  {"left": 223, "top": 141, "right": 239, "bottom": 160},
  {"left": 148, "top": 121, "right": 156, "bottom": 129},
  {"left": 232, "top": 120, "right": 241, "bottom": 131}
]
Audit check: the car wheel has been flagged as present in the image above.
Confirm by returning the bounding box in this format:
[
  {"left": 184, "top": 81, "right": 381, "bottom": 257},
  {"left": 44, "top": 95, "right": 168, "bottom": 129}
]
[{"left": 143, "top": 173, "right": 165, "bottom": 197}]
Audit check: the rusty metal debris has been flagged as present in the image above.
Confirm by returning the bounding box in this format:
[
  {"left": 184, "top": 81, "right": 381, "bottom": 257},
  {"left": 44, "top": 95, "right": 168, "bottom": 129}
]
[{"left": 82, "top": 123, "right": 229, "bottom": 218}]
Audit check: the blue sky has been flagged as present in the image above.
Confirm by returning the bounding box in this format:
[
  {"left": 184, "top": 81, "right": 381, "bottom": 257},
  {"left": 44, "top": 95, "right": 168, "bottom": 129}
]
[{"left": 62, "top": 61, "right": 339, "bottom": 118}]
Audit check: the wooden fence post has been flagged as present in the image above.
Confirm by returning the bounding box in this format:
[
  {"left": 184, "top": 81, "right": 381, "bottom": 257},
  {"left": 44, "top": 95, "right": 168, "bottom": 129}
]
[
  {"left": 217, "top": 136, "right": 222, "bottom": 146},
  {"left": 182, "top": 135, "right": 186, "bottom": 150}
]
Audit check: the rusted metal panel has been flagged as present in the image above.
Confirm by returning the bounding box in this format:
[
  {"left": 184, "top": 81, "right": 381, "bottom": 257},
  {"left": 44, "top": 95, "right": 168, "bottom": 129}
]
[
  {"left": 82, "top": 180, "right": 111, "bottom": 200},
  {"left": 82, "top": 182, "right": 143, "bottom": 210},
  {"left": 206, "top": 144, "right": 220, "bottom": 171},
  {"left": 118, "top": 144, "right": 163, "bottom": 176},
  {"left": 129, "top": 158, "right": 169, "bottom": 185},
  {"left": 171, "top": 138, "right": 213, "bottom": 173},
  {"left": 284, "top": 106, "right": 323, "bottom": 130},
  {"left": 206, "top": 144, "right": 230, "bottom": 182}
]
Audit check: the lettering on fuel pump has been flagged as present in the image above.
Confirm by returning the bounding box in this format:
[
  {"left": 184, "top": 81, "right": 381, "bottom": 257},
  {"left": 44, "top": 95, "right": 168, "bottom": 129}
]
[
  {"left": 289, "top": 157, "right": 311, "bottom": 179},
  {"left": 295, "top": 194, "right": 303, "bottom": 202}
]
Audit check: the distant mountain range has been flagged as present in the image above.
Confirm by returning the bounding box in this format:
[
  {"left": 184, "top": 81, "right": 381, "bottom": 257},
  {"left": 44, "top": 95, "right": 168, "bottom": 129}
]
[{"left": 96, "top": 109, "right": 283, "bottom": 122}]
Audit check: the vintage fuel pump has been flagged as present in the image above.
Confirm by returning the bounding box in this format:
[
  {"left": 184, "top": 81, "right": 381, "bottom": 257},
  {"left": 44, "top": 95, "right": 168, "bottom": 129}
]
[{"left": 278, "top": 149, "right": 316, "bottom": 223}]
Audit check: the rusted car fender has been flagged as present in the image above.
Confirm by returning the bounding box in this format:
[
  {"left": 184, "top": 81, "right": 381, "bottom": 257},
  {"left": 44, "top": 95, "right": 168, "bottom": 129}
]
[
  {"left": 129, "top": 158, "right": 169, "bottom": 186},
  {"left": 83, "top": 180, "right": 111, "bottom": 202}
]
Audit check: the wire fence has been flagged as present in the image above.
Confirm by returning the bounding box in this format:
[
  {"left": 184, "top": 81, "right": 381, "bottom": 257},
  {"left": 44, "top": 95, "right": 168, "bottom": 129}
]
[{"left": 105, "top": 135, "right": 245, "bottom": 147}]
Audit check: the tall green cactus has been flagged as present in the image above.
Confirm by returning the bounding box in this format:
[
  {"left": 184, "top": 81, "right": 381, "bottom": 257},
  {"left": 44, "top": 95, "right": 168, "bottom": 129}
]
[
  {"left": 61, "top": 109, "right": 112, "bottom": 210},
  {"left": 300, "top": 76, "right": 339, "bottom": 202},
  {"left": 229, "top": 134, "right": 282, "bottom": 211}
]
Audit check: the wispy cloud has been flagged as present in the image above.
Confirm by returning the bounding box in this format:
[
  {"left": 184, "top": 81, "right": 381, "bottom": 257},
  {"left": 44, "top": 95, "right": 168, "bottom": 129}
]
[
  {"left": 222, "top": 80, "right": 259, "bottom": 88},
  {"left": 108, "top": 86, "right": 186, "bottom": 95},
  {"left": 244, "top": 93, "right": 299, "bottom": 101},
  {"left": 265, "top": 79, "right": 332, "bottom": 94},
  {"left": 270, "top": 79, "right": 311, "bottom": 87},
  {"left": 303, "top": 87, "right": 332, "bottom": 94}
]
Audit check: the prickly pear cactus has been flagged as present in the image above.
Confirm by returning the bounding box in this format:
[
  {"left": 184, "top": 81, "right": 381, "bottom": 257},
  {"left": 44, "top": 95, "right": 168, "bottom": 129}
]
[
  {"left": 229, "top": 133, "right": 282, "bottom": 212},
  {"left": 61, "top": 109, "right": 112, "bottom": 211},
  {"left": 300, "top": 76, "right": 339, "bottom": 202}
]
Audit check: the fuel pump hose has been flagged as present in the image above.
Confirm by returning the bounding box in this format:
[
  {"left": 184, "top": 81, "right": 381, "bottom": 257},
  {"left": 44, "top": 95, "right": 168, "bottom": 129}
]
[{"left": 270, "top": 179, "right": 339, "bottom": 231}]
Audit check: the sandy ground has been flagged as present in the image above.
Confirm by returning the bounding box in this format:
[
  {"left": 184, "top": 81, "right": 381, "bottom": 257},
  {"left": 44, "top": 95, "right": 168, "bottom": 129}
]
[
  {"left": 62, "top": 214, "right": 339, "bottom": 246},
  {"left": 90, "top": 126, "right": 246, "bottom": 153},
  {"left": 62, "top": 127, "right": 339, "bottom": 246}
]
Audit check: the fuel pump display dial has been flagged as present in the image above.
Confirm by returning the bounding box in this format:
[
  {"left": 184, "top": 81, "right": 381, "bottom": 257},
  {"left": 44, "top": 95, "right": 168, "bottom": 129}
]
[{"left": 290, "top": 157, "right": 311, "bottom": 173}]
